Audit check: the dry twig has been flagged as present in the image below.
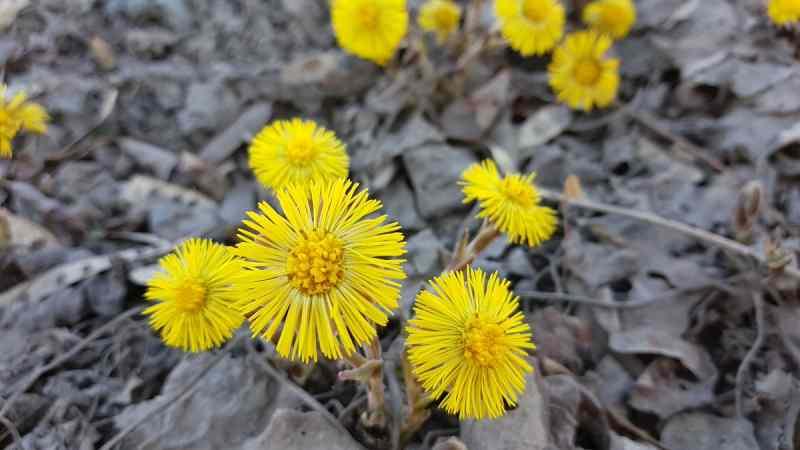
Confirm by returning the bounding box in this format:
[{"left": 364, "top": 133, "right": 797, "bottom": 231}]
[
  {"left": 0, "top": 307, "right": 143, "bottom": 419},
  {"left": 540, "top": 188, "right": 800, "bottom": 281},
  {"left": 735, "top": 293, "right": 767, "bottom": 419}
]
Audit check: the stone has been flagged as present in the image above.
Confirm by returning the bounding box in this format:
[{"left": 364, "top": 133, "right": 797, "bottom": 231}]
[
  {"left": 661, "top": 412, "right": 759, "bottom": 450},
  {"left": 241, "top": 409, "right": 362, "bottom": 450},
  {"left": 378, "top": 177, "right": 426, "bottom": 231},
  {"left": 461, "top": 373, "right": 550, "bottom": 450},
  {"left": 403, "top": 144, "right": 477, "bottom": 218}
]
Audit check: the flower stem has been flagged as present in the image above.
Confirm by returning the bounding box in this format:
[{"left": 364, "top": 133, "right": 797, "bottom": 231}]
[
  {"left": 446, "top": 219, "right": 501, "bottom": 272},
  {"left": 341, "top": 337, "right": 387, "bottom": 428}
]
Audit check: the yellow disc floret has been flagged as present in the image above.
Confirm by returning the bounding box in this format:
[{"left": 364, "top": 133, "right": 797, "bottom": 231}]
[
  {"left": 0, "top": 84, "right": 49, "bottom": 159},
  {"left": 768, "top": 0, "right": 800, "bottom": 26},
  {"left": 461, "top": 160, "right": 557, "bottom": 248},
  {"left": 332, "top": 0, "right": 409, "bottom": 65},
  {"left": 234, "top": 178, "right": 407, "bottom": 363},
  {"left": 418, "top": 0, "right": 462, "bottom": 43},
  {"left": 144, "top": 239, "right": 246, "bottom": 352},
  {"left": 248, "top": 118, "right": 349, "bottom": 192},
  {"left": 549, "top": 30, "right": 620, "bottom": 111},
  {"left": 495, "top": 0, "right": 565, "bottom": 56},
  {"left": 406, "top": 268, "right": 536, "bottom": 420},
  {"left": 582, "top": 0, "right": 636, "bottom": 40},
  {"left": 287, "top": 230, "right": 345, "bottom": 296}
]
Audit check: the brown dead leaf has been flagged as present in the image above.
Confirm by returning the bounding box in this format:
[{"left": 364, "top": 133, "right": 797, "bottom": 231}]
[
  {"left": 0, "top": 207, "right": 60, "bottom": 249},
  {"left": 89, "top": 36, "right": 116, "bottom": 70},
  {"left": 564, "top": 175, "right": 585, "bottom": 201}
]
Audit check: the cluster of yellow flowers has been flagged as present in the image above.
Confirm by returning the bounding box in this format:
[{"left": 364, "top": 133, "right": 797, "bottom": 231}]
[
  {"left": 143, "top": 118, "right": 558, "bottom": 419},
  {"left": 0, "top": 85, "right": 49, "bottom": 159}
]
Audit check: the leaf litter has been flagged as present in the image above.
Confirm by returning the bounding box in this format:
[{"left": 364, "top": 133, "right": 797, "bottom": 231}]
[{"left": 1, "top": 0, "right": 800, "bottom": 449}]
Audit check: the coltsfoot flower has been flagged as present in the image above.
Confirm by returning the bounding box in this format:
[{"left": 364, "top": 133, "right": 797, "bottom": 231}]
[
  {"left": 418, "top": 0, "right": 462, "bottom": 44},
  {"left": 332, "top": 0, "right": 409, "bottom": 65},
  {"left": 0, "top": 84, "right": 49, "bottom": 159},
  {"left": 406, "top": 267, "right": 536, "bottom": 420},
  {"left": 248, "top": 118, "right": 349, "bottom": 192},
  {"left": 494, "top": 0, "right": 565, "bottom": 56},
  {"left": 461, "top": 159, "right": 557, "bottom": 248},
  {"left": 548, "top": 30, "right": 620, "bottom": 111},
  {"left": 144, "top": 239, "right": 246, "bottom": 352},
  {"left": 234, "top": 178, "right": 406, "bottom": 363},
  {"left": 768, "top": 0, "right": 800, "bottom": 25},
  {"left": 582, "top": 0, "right": 636, "bottom": 40}
]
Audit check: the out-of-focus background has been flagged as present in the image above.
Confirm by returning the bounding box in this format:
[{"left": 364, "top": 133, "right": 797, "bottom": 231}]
[{"left": 1, "top": 0, "right": 799, "bottom": 449}]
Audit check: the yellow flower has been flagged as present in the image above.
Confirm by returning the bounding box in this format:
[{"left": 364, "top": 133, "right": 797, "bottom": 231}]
[
  {"left": 768, "top": 0, "right": 800, "bottom": 25},
  {"left": 494, "top": 0, "right": 565, "bottom": 56},
  {"left": 144, "top": 239, "right": 246, "bottom": 352},
  {"left": 248, "top": 119, "right": 349, "bottom": 192},
  {"left": 582, "top": 0, "right": 636, "bottom": 40},
  {"left": 406, "top": 267, "right": 535, "bottom": 420},
  {"left": 548, "top": 30, "right": 620, "bottom": 111},
  {"left": 418, "top": 0, "right": 462, "bottom": 44},
  {"left": 332, "top": 0, "right": 409, "bottom": 65},
  {"left": 0, "top": 84, "right": 49, "bottom": 159},
  {"left": 233, "top": 178, "right": 406, "bottom": 363},
  {"left": 461, "top": 159, "right": 557, "bottom": 248}
]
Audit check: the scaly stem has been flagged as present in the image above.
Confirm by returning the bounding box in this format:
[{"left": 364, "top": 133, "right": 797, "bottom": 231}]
[
  {"left": 340, "top": 337, "right": 387, "bottom": 428},
  {"left": 399, "top": 350, "right": 433, "bottom": 445},
  {"left": 446, "top": 219, "right": 501, "bottom": 272}
]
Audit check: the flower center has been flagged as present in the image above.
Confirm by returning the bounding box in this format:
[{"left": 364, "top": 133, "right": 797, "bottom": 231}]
[
  {"left": 499, "top": 176, "right": 536, "bottom": 208},
  {"left": 522, "top": 0, "right": 550, "bottom": 22},
  {"left": 287, "top": 230, "right": 345, "bottom": 296},
  {"left": 463, "top": 316, "right": 507, "bottom": 368},
  {"left": 174, "top": 279, "right": 207, "bottom": 313},
  {"left": 435, "top": 7, "right": 457, "bottom": 29},
  {"left": 358, "top": 3, "right": 380, "bottom": 30},
  {"left": 574, "top": 59, "right": 602, "bottom": 85},
  {"left": 286, "top": 134, "right": 316, "bottom": 166}
]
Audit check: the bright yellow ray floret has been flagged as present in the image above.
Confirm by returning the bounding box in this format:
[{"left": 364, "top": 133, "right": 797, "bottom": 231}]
[
  {"left": 494, "top": 0, "right": 565, "bottom": 56},
  {"left": 406, "top": 267, "right": 536, "bottom": 420},
  {"left": 233, "top": 178, "right": 407, "bottom": 363},
  {"left": 144, "top": 239, "right": 246, "bottom": 352},
  {"left": 0, "top": 84, "right": 49, "bottom": 159},
  {"left": 548, "top": 30, "right": 620, "bottom": 111},
  {"left": 461, "top": 159, "right": 557, "bottom": 248},
  {"left": 332, "top": 0, "right": 409, "bottom": 65},
  {"left": 582, "top": 0, "right": 636, "bottom": 40},
  {"left": 248, "top": 118, "right": 349, "bottom": 193},
  {"left": 768, "top": 0, "right": 800, "bottom": 25},
  {"left": 418, "top": 0, "right": 462, "bottom": 44}
]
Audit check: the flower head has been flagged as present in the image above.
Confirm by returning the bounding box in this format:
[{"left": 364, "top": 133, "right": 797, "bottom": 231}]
[
  {"left": 406, "top": 267, "right": 535, "bottom": 420},
  {"left": 332, "top": 0, "right": 409, "bottom": 65},
  {"left": 461, "top": 159, "right": 557, "bottom": 247},
  {"left": 418, "top": 0, "right": 462, "bottom": 44},
  {"left": 548, "top": 30, "right": 620, "bottom": 111},
  {"left": 768, "top": 0, "right": 800, "bottom": 25},
  {"left": 0, "top": 84, "right": 49, "bottom": 159},
  {"left": 144, "top": 239, "right": 246, "bottom": 352},
  {"left": 248, "top": 119, "right": 349, "bottom": 192},
  {"left": 233, "top": 178, "right": 406, "bottom": 363},
  {"left": 494, "top": 0, "right": 565, "bottom": 56},
  {"left": 582, "top": 0, "right": 636, "bottom": 40}
]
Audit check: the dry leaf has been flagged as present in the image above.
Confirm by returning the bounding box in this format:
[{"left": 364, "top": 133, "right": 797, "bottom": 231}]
[{"left": 564, "top": 175, "right": 585, "bottom": 200}]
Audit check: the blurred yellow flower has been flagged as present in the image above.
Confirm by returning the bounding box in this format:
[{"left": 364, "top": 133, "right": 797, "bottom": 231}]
[
  {"left": 548, "top": 30, "right": 619, "bottom": 111},
  {"left": 494, "top": 0, "right": 565, "bottom": 56},
  {"left": 582, "top": 0, "right": 636, "bottom": 40},
  {"left": 461, "top": 159, "right": 557, "bottom": 248},
  {"left": 145, "top": 239, "right": 245, "bottom": 352},
  {"left": 768, "top": 0, "right": 800, "bottom": 25},
  {"left": 406, "top": 267, "right": 535, "bottom": 420},
  {"left": 248, "top": 118, "right": 349, "bottom": 192},
  {"left": 418, "top": 0, "right": 462, "bottom": 44},
  {"left": 332, "top": 0, "right": 409, "bottom": 65},
  {"left": 0, "top": 84, "right": 49, "bottom": 159},
  {"left": 233, "top": 178, "right": 406, "bottom": 363}
]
